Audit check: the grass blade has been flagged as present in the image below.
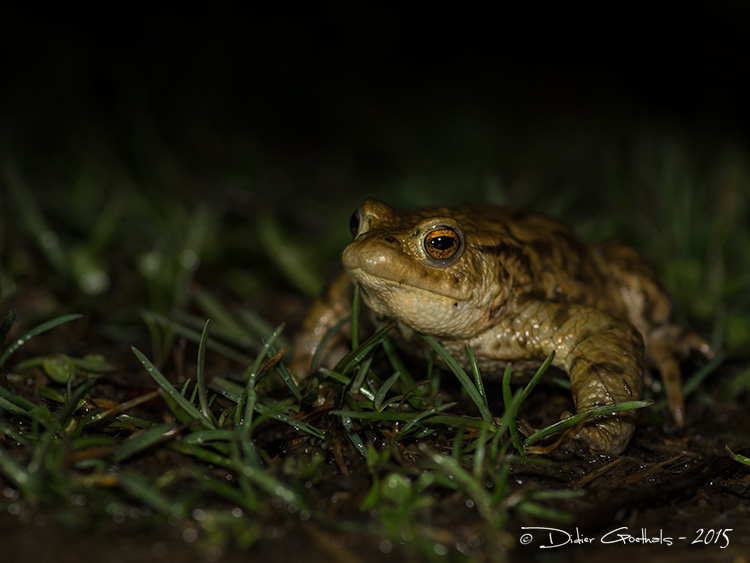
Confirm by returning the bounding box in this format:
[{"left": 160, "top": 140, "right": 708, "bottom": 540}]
[
  {"left": 0, "top": 385, "right": 38, "bottom": 414},
  {"left": 501, "top": 351, "right": 556, "bottom": 453},
  {"left": 332, "top": 409, "right": 492, "bottom": 431},
  {"left": 0, "top": 314, "right": 82, "bottom": 368},
  {"left": 117, "top": 470, "right": 186, "bottom": 516},
  {"left": 373, "top": 372, "right": 401, "bottom": 411},
  {"left": 339, "top": 410, "right": 368, "bottom": 457},
  {"left": 466, "top": 345, "right": 486, "bottom": 401},
  {"left": 142, "top": 311, "right": 255, "bottom": 366},
  {"left": 3, "top": 163, "right": 70, "bottom": 280},
  {"left": 351, "top": 283, "right": 361, "bottom": 349},
  {"left": 518, "top": 350, "right": 555, "bottom": 406},
  {"left": 0, "top": 446, "right": 31, "bottom": 488},
  {"left": 247, "top": 323, "right": 286, "bottom": 376},
  {"left": 419, "top": 334, "right": 492, "bottom": 422},
  {"left": 726, "top": 445, "right": 750, "bottom": 466},
  {"left": 422, "top": 446, "right": 499, "bottom": 526},
  {"left": 253, "top": 402, "right": 325, "bottom": 439},
  {"left": 397, "top": 402, "right": 458, "bottom": 437},
  {"left": 181, "top": 429, "right": 238, "bottom": 445},
  {"left": 334, "top": 323, "right": 396, "bottom": 376},
  {"left": 256, "top": 212, "right": 322, "bottom": 297},
  {"left": 501, "top": 368, "right": 524, "bottom": 454},
  {"left": 310, "top": 317, "right": 350, "bottom": 371},
  {"left": 523, "top": 400, "right": 653, "bottom": 449},
  {"left": 0, "top": 311, "right": 16, "bottom": 351},
  {"left": 113, "top": 423, "right": 180, "bottom": 463},
  {"left": 264, "top": 343, "right": 302, "bottom": 402},
  {"left": 381, "top": 337, "right": 415, "bottom": 388},
  {"left": 194, "top": 290, "right": 258, "bottom": 340},
  {"left": 131, "top": 346, "right": 215, "bottom": 429},
  {"left": 196, "top": 319, "right": 214, "bottom": 423}
]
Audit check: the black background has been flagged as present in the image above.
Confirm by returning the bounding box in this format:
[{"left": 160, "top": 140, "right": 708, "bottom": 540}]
[{"left": 3, "top": 4, "right": 750, "bottom": 187}]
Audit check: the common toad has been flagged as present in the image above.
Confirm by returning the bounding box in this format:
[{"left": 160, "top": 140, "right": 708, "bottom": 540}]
[{"left": 291, "top": 199, "right": 712, "bottom": 454}]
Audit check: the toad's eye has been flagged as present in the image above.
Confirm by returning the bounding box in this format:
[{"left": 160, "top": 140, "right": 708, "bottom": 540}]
[
  {"left": 349, "top": 210, "right": 361, "bottom": 238},
  {"left": 424, "top": 227, "right": 461, "bottom": 262}
]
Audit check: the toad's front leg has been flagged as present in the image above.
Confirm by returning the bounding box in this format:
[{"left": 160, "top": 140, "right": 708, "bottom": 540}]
[
  {"left": 563, "top": 318, "right": 644, "bottom": 454},
  {"left": 507, "top": 302, "right": 645, "bottom": 455},
  {"left": 289, "top": 273, "right": 354, "bottom": 376}
]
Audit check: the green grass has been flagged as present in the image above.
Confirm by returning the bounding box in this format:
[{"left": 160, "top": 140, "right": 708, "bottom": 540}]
[
  {"left": 0, "top": 301, "right": 599, "bottom": 561},
  {"left": 1, "top": 114, "right": 749, "bottom": 561}
]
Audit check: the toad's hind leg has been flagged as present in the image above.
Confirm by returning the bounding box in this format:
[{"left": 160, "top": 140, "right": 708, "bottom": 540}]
[
  {"left": 646, "top": 325, "right": 714, "bottom": 427},
  {"left": 593, "top": 240, "right": 713, "bottom": 427}
]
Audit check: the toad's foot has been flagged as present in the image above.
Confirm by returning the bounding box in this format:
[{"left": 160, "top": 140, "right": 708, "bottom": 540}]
[{"left": 647, "top": 325, "right": 714, "bottom": 427}]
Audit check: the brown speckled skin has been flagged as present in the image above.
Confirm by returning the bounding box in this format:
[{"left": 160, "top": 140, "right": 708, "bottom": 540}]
[{"left": 291, "top": 199, "right": 711, "bottom": 455}]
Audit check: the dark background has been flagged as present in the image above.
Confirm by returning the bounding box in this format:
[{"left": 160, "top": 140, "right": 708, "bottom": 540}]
[{"left": 3, "top": 4, "right": 749, "bottom": 191}]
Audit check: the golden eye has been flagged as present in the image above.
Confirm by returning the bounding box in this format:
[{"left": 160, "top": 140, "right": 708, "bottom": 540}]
[{"left": 424, "top": 227, "right": 461, "bottom": 261}]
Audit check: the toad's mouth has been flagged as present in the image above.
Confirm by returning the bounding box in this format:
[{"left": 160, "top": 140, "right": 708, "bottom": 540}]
[{"left": 345, "top": 265, "right": 472, "bottom": 303}]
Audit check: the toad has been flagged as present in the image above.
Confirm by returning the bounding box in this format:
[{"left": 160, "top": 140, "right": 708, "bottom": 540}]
[{"left": 291, "top": 199, "right": 712, "bottom": 454}]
